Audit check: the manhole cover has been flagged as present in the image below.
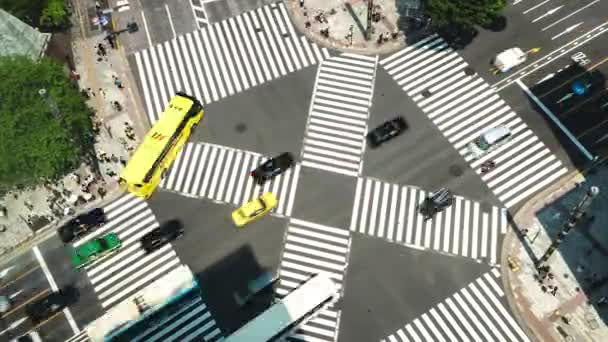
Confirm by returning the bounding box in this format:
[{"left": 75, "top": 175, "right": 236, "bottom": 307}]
[
  {"left": 235, "top": 123, "right": 247, "bottom": 133},
  {"left": 449, "top": 165, "right": 463, "bottom": 177},
  {"left": 464, "top": 67, "right": 476, "bottom": 76}
]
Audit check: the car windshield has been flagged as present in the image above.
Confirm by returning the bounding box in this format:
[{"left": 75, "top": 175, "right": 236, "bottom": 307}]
[
  {"left": 98, "top": 238, "right": 108, "bottom": 250},
  {"left": 475, "top": 136, "right": 490, "bottom": 150}
]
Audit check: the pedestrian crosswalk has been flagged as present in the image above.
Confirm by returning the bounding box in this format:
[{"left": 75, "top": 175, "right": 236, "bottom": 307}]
[
  {"left": 65, "top": 330, "right": 88, "bottom": 342},
  {"left": 382, "top": 268, "right": 530, "bottom": 342},
  {"left": 350, "top": 178, "right": 508, "bottom": 264},
  {"left": 380, "top": 34, "right": 568, "bottom": 209},
  {"left": 135, "top": 2, "right": 331, "bottom": 124},
  {"left": 160, "top": 142, "right": 300, "bottom": 217},
  {"left": 70, "top": 194, "right": 222, "bottom": 342},
  {"left": 189, "top": 0, "right": 210, "bottom": 29},
  {"left": 276, "top": 218, "right": 351, "bottom": 342},
  {"left": 301, "top": 53, "right": 378, "bottom": 177}
]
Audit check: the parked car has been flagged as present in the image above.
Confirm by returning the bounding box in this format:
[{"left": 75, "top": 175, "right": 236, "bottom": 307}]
[
  {"left": 468, "top": 126, "right": 512, "bottom": 159},
  {"left": 231, "top": 193, "right": 278, "bottom": 227},
  {"left": 367, "top": 117, "right": 408, "bottom": 148},
  {"left": 71, "top": 233, "right": 121, "bottom": 270},
  {"left": 140, "top": 220, "right": 184, "bottom": 253},
  {"left": 251, "top": 153, "right": 295, "bottom": 185},
  {"left": 58, "top": 208, "right": 107, "bottom": 244},
  {"left": 25, "top": 286, "right": 79, "bottom": 324}
]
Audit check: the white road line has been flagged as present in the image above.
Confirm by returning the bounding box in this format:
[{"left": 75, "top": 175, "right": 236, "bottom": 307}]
[
  {"left": 33, "top": 246, "right": 79, "bottom": 334},
  {"left": 515, "top": 79, "right": 594, "bottom": 160},
  {"left": 165, "top": 4, "right": 176, "bottom": 39},
  {"left": 140, "top": 11, "right": 152, "bottom": 48},
  {"left": 542, "top": 0, "right": 599, "bottom": 31}
]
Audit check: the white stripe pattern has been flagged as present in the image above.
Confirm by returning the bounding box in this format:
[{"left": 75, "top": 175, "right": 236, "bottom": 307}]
[
  {"left": 71, "top": 195, "right": 222, "bottom": 341},
  {"left": 301, "top": 53, "right": 378, "bottom": 177},
  {"left": 382, "top": 269, "right": 531, "bottom": 342},
  {"left": 380, "top": 35, "right": 568, "bottom": 209},
  {"left": 160, "top": 142, "right": 300, "bottom": 217},
  {"left": 350, "top": 178, "right": 507, "bottom": 264},
  {"left": 136, "top": 2, "right": 331, "bottom": 124},
  {"left": 278, "top": 218, "right": 351, "bottom": 342}
]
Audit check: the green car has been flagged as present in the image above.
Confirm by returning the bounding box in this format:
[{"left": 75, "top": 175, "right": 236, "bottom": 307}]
[{"left": 71, "top": 233, "right": 121, "bottom": 270}]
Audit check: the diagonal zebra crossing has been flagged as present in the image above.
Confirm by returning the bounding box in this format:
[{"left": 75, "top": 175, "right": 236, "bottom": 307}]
[
  {"left": 382, "top": 269, "right": 530, "bottom": 342},
  {"left": 301, "top": 53, "right": 378, "bottom": 177},
  {"left": 380, "top": 34, "right": 568, "bottom": 209},
  {"left": 70, "top": 194, "right": 221, "bottom": 341},
  {"left": 161, "top": 142, "right": 300, "bottom": 217},
  {"left": 350, "top": 178, "right": 508, "bottom": 265},
  {"left": 135, "top": 2, "right": 331, "bottom": 124},
  {"left": 277, "top": 218, "right": 351, "bottom": 342}
]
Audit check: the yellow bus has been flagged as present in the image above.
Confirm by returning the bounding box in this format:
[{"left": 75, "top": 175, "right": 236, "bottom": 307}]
[{"left": 119, "top": 93, "right": 204, "bottom": 199}]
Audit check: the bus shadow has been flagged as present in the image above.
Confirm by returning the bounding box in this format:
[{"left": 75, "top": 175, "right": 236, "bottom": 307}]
[{"left": 195, "top": 244, "right": 277, "bottom": 335}]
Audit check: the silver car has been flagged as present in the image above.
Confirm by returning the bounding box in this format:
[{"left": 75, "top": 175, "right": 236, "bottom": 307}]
[{"left": 468, "top": 126, "right": 512, "bottom": 159}]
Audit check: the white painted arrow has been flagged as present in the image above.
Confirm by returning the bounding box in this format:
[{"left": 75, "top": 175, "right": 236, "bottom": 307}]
[
  {"left": 9, "top": 289, "right": 24, "bottom": 299},
  {"left": 536, "top": 73, "right": 555, "bottom": 84},
  {"left": 552, "top": 22, "right": 584, "bottom": 40},
  {"left": 0, "top": 317, "right": 28, "bottom": 335},
  {"left": 0, "top": 266, "right": 14, "bottom": 279},
  {"left": 532, "top": 5, "right": 564, "bottom": 23}
]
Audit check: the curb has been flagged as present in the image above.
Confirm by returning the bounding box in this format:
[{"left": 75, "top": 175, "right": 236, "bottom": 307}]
[
  {"left": 284, "top": 0, "right": 406, "bottom": 56},
  {"left": 500, "top": 168, "right": 587, "bottom": 342}
]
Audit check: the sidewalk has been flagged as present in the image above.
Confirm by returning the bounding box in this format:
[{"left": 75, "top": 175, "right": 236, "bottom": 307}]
[
  {"left": 502, "top": 161, "right": 608, "bottom": 342},
  {"left": 0, "top": 0, "right": 147, "bottom": 262},
  {"left": 286, "top": 0, "right": 429, "bottom": 54}
]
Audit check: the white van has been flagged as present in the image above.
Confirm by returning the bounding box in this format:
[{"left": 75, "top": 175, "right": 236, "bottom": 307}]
[{"left": 468, "top": 126, "right": 512, "bottom": 159}]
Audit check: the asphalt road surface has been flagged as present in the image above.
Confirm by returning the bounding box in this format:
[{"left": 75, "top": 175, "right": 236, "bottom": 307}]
[{"left": 9, "top": 1, "right": 608, "bottom": 342}]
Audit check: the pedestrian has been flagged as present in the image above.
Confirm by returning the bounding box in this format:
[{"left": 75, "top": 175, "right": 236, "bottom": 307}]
[
  {"left": 114, "top": 78, "right": 123, "bottom": 89},
  {"left": 551, "top": 287, "right": 558, "bottom": 296},
  {"left": 299, "top": 0, "right": 304, "bottom": 7},
  {"left": 95, "top": 1, "right": 101, "bottom": 10},
  {"left": 99, "top": 88, "right": 106, "bottom": 97},
  {"left": 119, "top": 157, "right": 127, "bottom": 166},
  {"left": 98, "top": 187, "right": 106, "bottom": 199},
  {"left": 111, "top": 154, "right": 119, "bottom": 163},
  {"left": 87, "top": 88, "right": 95, "bottom": 97}
]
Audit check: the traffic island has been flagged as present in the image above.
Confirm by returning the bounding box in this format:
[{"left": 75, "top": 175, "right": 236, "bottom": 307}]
[
  {"left": 286, "top": 0, "right": 430, "bottom": 55},
  {"left": 502, "top": 163, "right": 608, "bottom": 342}
]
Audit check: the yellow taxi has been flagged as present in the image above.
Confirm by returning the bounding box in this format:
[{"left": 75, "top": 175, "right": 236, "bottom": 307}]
[{"left": 232, "top": 192, "right": 278, "bottom": 227}]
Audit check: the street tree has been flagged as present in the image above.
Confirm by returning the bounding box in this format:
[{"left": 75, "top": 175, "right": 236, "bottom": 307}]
[
  {"left": 0, "top": 55, "right": 95, "bottom": 191},
  {"left": 425, "top": 0, "right": 507, "bottom": 32}
]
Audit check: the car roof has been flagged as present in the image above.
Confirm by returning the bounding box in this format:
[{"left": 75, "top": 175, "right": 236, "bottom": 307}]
[{"left": 483, "top": 126, "right": 511, "bottom": 144}]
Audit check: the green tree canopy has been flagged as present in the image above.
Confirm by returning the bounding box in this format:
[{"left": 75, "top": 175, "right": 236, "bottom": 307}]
[
  {"left": 0, "top": 55, "right": 95, "bottom": 190},
  {"left": 425, "top": 0, "right": 507, "bottom": 31}
]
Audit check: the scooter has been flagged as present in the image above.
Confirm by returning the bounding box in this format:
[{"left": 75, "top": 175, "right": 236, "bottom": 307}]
[{"left": 481, "top": 160, "right": 496, "bottom": 174}]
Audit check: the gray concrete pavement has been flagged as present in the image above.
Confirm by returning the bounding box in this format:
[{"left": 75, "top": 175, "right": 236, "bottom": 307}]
[{"left": 504, "top": 163, "right": 608, "bottom": 342}]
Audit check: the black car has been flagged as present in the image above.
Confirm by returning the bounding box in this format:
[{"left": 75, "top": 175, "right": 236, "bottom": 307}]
[
  {"left": 140, "top": 220, "right": 184, "bottom": 253},
  {"left": 366, "top": 116, "right": 408, "bottom": 148},
  {"left": 58, "top": 208, "right": 107, "bottom": 244},
  {"left": 250, "top": 152, "right": 295, "bottom": 185},
  {"left": 26, "top": 286, "right": 79, "bottom": 324}
]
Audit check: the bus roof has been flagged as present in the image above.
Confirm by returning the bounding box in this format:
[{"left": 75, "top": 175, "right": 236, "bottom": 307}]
[{"left": 120, "top": 95, "right": 194, "bottom": 184}]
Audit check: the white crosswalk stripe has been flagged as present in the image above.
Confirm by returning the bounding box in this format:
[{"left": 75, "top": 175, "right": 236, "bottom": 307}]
[
  {"left": 277, "top": 218, "right": 351, "bottom": 342},
  {"left": 160, "top": 142, "right": 300, "bottom": 217},
  {"left": 301, "top": 53, "right": 378, "bottom": 177},
  {"left": 380, "top": 35, "right": 569, "bottom": 209},
  {"left": 135, "top": 2, "right": 331, "bottom": 124},
  {"left": 64, "top": 330, "right": 89, "bottom": 342},
  {"left": 383, "top": 269, "right": 530, "bottom": 342},
  {"left": 350, "top": 178, "right": 508, "bottom": 264},
  {"left": 70, "top": 194, "right": 222, "bottom": 342}
]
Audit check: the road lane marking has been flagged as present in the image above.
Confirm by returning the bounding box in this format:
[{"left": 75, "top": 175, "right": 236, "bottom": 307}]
[
  {"left": 0, "top": 266, "right": 39, "bottom": 291},
  {"left": 552, "top": 22, "right": 583, "bottom": 40},
  {"left": 2, "top": 288, "right": 50, "bottom": 317},
  {"left": 33, "top": 246, "right": 80, "bottom": 334},
  {"left": 542, "top": 0, "right": 599, "bottom": 31},
  {"left": 532, "top": 5, "right": 563, "bottom": 23},
  {"left": 165, "top": 4, "right": 176, "bottom": 39},
  {"left": 140, "top": 10, "right": 152, "bottom": 48},
  {"left": 493, "top": 22, "right": 608, "bottom": 91},
  {"left": 515, "top": 79, "right": 594, "bottom": 160},
  {"left": 524, "top": 0, "right": 552, "bottom": 14}
]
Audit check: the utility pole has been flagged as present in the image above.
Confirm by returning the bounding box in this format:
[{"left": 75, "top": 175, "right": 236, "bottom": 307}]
[
  {"left": 536, "top": 186, "right": 600, "bottom": 268},
  {"left": 366, "top": 0, "right": 373, "bottom": 40}
]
